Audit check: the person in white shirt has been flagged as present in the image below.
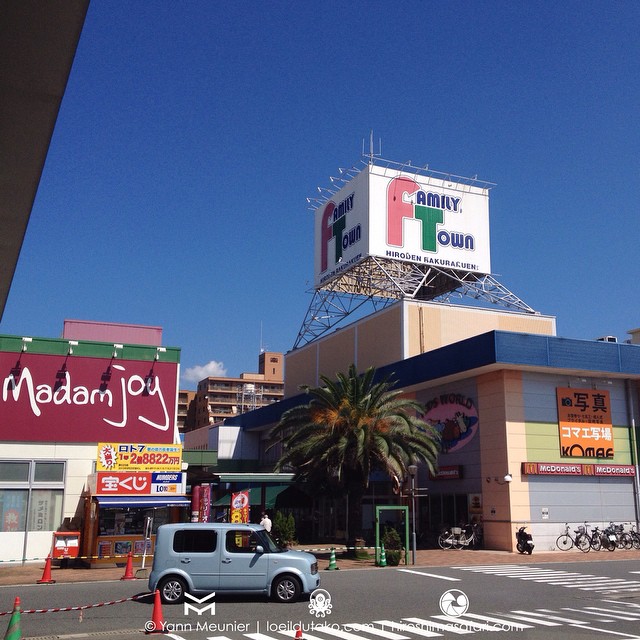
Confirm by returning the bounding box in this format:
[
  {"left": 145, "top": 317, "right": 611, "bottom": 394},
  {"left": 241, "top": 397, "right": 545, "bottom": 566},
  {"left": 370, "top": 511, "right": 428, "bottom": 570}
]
[{"left": 260, "top": 512, "right": 272, "bottom": 532}]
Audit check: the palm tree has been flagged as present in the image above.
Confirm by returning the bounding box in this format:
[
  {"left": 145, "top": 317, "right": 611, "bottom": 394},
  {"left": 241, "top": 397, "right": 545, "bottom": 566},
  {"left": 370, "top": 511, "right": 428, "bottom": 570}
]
[{"left": 268, "top": 364, "right": 440, "bottom": 545}]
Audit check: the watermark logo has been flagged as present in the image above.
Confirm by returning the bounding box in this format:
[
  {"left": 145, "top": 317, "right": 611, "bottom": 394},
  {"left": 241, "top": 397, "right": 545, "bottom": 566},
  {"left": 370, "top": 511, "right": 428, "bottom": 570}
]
[
  {"left": 439, "top": 589, "right": 469, "bottom": 617},
  {"left": 309, "top": 589, "right": 333, "bottom": 618},
  {"left": 183, "top": 592, "right": 216, "bottom": 616}
]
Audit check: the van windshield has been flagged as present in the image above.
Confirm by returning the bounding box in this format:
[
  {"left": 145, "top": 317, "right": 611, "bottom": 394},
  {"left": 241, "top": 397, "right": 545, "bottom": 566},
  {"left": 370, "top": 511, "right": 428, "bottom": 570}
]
[{"left": 257, "top": 529, "right": 287, "bottom": 553}]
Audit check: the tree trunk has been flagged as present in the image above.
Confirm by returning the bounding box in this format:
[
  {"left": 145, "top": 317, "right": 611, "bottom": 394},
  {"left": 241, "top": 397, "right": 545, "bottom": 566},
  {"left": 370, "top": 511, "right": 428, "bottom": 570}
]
[{"left": 346, "top": 483, "right": 365, "bottom": 553}]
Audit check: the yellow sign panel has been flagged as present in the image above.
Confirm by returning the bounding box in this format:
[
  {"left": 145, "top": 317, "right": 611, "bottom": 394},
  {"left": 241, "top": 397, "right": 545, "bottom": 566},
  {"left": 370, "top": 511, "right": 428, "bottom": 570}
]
[
  {"left": 556, "top": 388, "right": 613, "bottom": 459},
  {"left": 96, "top": 442, "right": 183, "bottom": 471}
]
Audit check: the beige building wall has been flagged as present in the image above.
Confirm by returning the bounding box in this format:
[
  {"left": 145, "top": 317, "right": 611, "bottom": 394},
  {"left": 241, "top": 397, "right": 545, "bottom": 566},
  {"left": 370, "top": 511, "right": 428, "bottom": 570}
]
[
  {"left": 285, "top": 299, "right": 556, "bottom": 394},
  {"left": 477, "top": 370, "right": 530, "bottom": 552},
  {"left": 628, "top": 328, "right": 640, "bottom": 345},
  {"left": 356, "top": 304, "right": 404, "bottom": 370},
  {"left": 405, "top": 301, "right": 556, "bottom": 357},
  {"left": 317, "top": 325, "right": 357, "bottom": 385},
  {"left": 285, "top": 305, "right": 404, "bottom": 395}
]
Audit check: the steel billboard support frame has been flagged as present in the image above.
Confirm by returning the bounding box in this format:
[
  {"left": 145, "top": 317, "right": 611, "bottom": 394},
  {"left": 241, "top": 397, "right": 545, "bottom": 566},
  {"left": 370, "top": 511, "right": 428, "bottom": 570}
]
[{"left": 293, "top": 257, "right": 537, "bottom": 349}]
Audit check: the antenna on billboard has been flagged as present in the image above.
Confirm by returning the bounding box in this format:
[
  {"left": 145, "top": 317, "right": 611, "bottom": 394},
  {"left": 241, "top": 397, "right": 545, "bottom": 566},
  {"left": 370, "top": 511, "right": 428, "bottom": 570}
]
[{"left": 363, "top": 130, "right": 382, "bottom": 163}]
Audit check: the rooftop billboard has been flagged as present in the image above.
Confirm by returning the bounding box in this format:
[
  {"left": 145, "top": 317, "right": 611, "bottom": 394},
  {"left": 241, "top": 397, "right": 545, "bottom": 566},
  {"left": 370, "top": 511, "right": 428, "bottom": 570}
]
[{"left": 314, "top": 164, "right": 491, "bottom": 288}]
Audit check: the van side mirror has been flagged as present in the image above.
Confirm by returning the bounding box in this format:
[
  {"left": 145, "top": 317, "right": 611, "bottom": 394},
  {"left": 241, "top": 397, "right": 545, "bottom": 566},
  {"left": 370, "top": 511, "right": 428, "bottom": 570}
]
[{"left": 255, "top": 545, "right": 264, "bottom": 554}]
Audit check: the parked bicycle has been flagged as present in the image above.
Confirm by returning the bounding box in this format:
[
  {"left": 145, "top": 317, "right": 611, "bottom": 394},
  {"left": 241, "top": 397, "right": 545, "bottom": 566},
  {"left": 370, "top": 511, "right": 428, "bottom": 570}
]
[
  {"left": 628, "top": 523, "right": 640, "bottom": 550},
  {"left": 556, "top": 522, "right": 591, "bottom": 552},
  {"left": 605, "top": 522, "right": 632, "bottom": 550},
  {"left": 438, "top": 523, "right": 482, "bottom": 550},
  {"left": 590, "top": 524, "right": 615, "bottom": 551}
]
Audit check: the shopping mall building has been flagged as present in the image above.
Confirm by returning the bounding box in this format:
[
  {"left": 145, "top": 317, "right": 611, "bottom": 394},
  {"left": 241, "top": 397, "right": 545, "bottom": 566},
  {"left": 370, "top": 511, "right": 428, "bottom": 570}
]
[
  {"left": 213, "top": 160, "right": 640, "bottom": 552},
  {"left": 223, "top": 299, "right": 640, "bottom": 551}
]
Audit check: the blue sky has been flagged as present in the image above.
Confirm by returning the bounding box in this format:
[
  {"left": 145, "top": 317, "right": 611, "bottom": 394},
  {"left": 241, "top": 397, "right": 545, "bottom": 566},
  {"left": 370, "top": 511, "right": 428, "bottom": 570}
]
[{"left": 2, "top": 1, "right": 639, "bottom": 389}]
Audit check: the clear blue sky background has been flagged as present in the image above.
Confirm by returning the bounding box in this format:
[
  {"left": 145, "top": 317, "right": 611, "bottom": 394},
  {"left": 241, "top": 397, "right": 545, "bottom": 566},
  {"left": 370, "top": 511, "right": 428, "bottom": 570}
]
[{"left": 2, "top": 1, "right": 639, "bottom": 389}]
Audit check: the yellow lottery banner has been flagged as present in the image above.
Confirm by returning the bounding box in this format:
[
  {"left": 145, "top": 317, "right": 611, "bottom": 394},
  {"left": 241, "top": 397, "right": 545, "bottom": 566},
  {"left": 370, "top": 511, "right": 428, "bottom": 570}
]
[
  {"left": 96, "top": 442, "right": 183, "bottom": 471},
  {"left": 230, "top": 490, "right": 249, "bottom": 523}
]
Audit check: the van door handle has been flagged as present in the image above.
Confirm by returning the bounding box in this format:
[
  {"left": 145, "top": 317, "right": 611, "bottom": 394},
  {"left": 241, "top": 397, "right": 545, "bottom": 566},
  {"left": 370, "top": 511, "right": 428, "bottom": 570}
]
[
  {"left": 221, "top": 558, "right": 232, "bottom": 564},
  {"left": 181, "top": 558, "right": 191, "bottom": 564}
]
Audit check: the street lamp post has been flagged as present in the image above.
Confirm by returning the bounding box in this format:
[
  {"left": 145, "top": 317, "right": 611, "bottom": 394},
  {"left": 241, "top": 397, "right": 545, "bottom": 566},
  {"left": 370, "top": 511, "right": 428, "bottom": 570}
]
[{"left": 407, "top": 464, "right": 417, "bottom": 565}]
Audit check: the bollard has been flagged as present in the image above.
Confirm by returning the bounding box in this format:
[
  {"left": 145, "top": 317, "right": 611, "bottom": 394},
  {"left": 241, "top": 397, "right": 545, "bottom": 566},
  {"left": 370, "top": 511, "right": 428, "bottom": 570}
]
[
  {"left": 378, "top": 543, "right": 387, "bottom": 567},
  {"left": 3, "top": 597, "right": 21, "bottom": 640},
  {"left": 325, "top": 547, "right": 339, "bottom": 570}
]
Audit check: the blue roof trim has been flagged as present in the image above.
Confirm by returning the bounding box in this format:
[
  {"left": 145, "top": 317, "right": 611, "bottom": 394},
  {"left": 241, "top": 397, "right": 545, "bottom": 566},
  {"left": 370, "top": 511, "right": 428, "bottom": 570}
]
[{"left": 230, "top": 331, "right": 640, "bottom": 431}]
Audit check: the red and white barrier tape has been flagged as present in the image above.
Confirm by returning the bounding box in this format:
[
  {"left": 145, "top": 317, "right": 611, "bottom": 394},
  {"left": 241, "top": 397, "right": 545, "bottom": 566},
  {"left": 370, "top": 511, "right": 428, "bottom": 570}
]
[{"left": 0, "top": 592, "right": 152, "bottom": 616}]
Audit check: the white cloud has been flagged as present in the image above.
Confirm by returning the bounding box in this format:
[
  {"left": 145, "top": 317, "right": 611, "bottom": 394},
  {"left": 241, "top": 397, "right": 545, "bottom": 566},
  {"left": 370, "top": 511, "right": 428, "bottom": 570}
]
[{"left": 182, "top": 360, "right": 227, "bottom": 383}]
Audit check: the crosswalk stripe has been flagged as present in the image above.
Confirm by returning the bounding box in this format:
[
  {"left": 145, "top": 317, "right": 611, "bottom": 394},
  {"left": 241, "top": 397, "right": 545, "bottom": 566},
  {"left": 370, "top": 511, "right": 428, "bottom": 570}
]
[
  {"left": 534, "top": 609, "right": 589, "bottom": 624},
  {"left": 402, "top": 617, "right": 473, "bottom": 635},
  {"left": 456, "top": 612, "right": 531, "bottom": 630},
  {"left": 511, "top": 609, "right": 587, "bottom": 624},
  {"left": 195, "top": 604, "right": 640, "bottom": 640},
  {"left": 272, "top": 633, "right": 326, "bottom": 640},
  {"left": 584, "top": 606, "right": 640, "bottom": 620},
  {"left": 562, "top": 607, "right": 636, "bottom": 622},
  {"left": 454, "top": 564, "right": 640, "bottom": 594},
  {"left": 312, "top": 625, "right": 380, "bottom": 640},
  {"left": 580, "top": 584, "right": 640, "bottom": 592},
  {"left": 372, "top": 620, "right": 442, "bottom": 638},
  {"left": 342, "top": 623, "right": 408, "bottom": 639},
  {"left": 451, "top": 565, "right": 521, "bottom": 572},
  {"left": 499, "top": 612, "right": 562, "bottom": 626},
  {"left": 431, "top": 615, "right": 498, "bottom": 632},
  {"left": 568, "top": 623, "right": 640, "bottom": 639}
]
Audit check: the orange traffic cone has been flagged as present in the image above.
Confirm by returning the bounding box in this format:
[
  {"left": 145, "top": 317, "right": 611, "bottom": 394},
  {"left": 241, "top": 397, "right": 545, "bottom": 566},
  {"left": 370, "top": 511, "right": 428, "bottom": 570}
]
[
  {"left": 295, "top": 626, "right": 303, "bottom": 640},
  {"left": 37, "top": 555, "right": 55, "bottom": 584},
  {"left": 120, "top": 552, "right": 135, "bottom": 580},
  {"left": 145, "top": 590, "right": 165, "bottom": 634}
]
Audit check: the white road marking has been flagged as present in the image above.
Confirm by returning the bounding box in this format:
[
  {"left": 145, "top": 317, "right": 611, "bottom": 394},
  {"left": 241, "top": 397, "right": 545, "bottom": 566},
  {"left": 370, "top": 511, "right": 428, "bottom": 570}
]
[{"left": 397, "top": 569, "right": 460, "bottom": 581}]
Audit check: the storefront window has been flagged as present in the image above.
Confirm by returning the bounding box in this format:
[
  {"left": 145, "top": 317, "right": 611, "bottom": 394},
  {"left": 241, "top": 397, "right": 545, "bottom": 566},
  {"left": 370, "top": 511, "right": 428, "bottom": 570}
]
[
  {"left": 28, "top": 489, "right": 63, "bottom": 531},
  {"left": 0, "top": 489, "right": 28, "bottom": 531},
  {"left": 99, "top": 507, "right": 171, "bottom": 536},
  {"left": 0, "top": 460, "right": 65, "bottom": 533},
  {"left": 0, "top": 462, "right": 30, "bottom": 483},
  {"left": 34, "top": 462, "right": 65, "bottom": 483}
]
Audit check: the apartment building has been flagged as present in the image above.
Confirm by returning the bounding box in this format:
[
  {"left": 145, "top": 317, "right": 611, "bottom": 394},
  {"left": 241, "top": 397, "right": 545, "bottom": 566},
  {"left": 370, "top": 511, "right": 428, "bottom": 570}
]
[
  {"left": 192, "top": 352, "right": 284, "bottom": 429},
  {"left": 177, "top": 390, "right": 196, "bottom": 435}
]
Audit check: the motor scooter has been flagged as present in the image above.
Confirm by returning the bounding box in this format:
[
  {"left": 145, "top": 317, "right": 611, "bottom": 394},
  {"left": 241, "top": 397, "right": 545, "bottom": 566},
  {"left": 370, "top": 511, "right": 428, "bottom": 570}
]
[{"left": 516, "top": 526, "right": 534, "bottom": 554}]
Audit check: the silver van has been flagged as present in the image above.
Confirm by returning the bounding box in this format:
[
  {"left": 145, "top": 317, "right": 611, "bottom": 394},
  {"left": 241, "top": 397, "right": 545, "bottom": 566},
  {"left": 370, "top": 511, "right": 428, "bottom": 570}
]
[{"left": 148, "top": 523, "right": 319, "bottom": 603}]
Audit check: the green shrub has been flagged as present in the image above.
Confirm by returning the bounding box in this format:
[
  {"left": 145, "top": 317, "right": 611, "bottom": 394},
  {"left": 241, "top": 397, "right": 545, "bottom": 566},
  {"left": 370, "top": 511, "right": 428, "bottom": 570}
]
[
  {"left": 382, "top": 526, "right": 403, "bottom": 566},
  {"left": 382, "top": 526, "right": 402, "bottom": 550},
  {"left": 273, "top": 511, "right": 296, "bottom": 545}
]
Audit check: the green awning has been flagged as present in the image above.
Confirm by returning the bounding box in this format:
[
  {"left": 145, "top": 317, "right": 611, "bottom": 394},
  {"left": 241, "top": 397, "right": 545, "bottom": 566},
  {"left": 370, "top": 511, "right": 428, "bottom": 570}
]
[
  {"left": 215, "top": 473, "right": 294, "bottom": 483},
  {"left": 212, "top": 485, "right": 289, "bottom": 509}
]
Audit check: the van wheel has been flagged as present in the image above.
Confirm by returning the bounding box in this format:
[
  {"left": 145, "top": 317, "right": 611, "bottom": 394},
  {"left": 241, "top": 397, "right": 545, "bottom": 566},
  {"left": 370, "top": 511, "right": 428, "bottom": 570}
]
[
  {"left": 158, "top": 576, "right": 187, "bottom": 604},
  {"left": 272, "top": 575, "right": 301, "bottom": 603}
]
